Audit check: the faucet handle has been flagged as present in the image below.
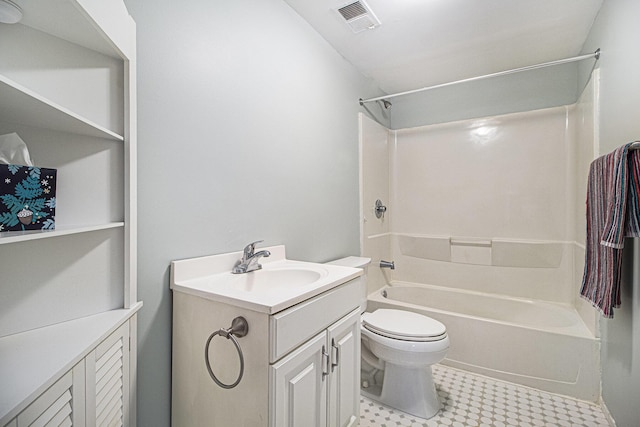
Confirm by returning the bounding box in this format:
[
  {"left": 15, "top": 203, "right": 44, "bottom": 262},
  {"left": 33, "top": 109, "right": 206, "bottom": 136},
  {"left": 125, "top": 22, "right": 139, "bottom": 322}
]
[{"left": 243, "top": 240, "right": 264, "bottom": 257}]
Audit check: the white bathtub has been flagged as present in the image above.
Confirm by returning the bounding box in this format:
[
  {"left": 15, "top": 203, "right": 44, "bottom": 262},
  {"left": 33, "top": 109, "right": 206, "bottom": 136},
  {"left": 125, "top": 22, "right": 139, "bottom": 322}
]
[{"left": 366, "top": 282, "right": 600, "bottom": 401}]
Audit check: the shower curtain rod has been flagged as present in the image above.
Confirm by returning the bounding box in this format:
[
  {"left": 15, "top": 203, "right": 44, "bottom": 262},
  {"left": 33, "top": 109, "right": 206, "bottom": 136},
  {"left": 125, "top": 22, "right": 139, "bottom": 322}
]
[{"left": 359, "top": 49, "right": 600, "bottom": 105}]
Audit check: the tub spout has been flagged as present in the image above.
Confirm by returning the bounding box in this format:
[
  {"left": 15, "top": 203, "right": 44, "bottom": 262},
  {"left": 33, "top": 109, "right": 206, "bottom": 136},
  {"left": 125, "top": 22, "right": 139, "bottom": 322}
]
[{"left": 380, "top": 260, "right": 395, "bottom": 270}]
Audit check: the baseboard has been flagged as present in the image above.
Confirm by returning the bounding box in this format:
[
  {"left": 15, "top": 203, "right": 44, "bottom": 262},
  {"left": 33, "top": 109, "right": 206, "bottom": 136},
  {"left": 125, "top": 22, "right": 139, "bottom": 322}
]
[{"left": 600, "top": 399, "right": 616, "bottom": 427}]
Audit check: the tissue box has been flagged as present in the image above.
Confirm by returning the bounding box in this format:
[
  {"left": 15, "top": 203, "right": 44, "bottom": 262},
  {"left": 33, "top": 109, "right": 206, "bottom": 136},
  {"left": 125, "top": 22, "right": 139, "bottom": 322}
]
[{"left": 0, "top": 164, "right": 57, "bottom": 232}]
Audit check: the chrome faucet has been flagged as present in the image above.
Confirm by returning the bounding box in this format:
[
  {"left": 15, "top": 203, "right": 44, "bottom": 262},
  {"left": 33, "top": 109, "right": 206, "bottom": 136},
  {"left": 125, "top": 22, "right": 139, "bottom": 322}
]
[{"left": 232, "top": 240, "right": 271, "bottom": 274}]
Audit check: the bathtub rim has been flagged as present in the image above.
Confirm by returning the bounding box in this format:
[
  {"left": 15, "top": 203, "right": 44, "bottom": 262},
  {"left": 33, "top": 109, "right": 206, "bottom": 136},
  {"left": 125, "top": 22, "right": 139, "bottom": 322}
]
[{"left": 369, "top": 281, "right": 596, "bottom": 340}]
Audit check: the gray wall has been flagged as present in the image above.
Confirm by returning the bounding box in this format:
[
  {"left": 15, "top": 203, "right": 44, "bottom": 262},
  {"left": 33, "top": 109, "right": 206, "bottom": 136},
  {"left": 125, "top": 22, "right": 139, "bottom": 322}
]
[
  {"left": 582, "top": 1, "right": 640, "bottom": 425},
  {"left": 388, "top": 61, "right": 581, "bottom": 129},
  {"left": 122, "top": 0, "right": 379, "bottom": 425},
  {"left": 122, "top": 0, "right": 640, "bottom": 424}
]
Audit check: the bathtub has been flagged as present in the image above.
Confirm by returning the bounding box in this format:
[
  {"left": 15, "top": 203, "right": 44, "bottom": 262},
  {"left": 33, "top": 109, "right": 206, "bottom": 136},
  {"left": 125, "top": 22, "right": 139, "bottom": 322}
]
[{"left": 366, "top": 282, "right": 600, "bottom": 401}]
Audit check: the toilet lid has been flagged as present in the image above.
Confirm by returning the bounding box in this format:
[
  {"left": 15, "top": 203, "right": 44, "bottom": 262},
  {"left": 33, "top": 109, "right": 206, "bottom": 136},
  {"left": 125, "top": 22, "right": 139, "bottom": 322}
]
[{"left": 362, "top": 309, "right": 447, "bottom": 341}]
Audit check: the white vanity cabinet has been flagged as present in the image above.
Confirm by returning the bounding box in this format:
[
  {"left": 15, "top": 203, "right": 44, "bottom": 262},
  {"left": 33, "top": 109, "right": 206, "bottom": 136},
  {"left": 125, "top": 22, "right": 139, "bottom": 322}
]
[
  {"left": 171, "top": 251, "right": 363, "bottom": 427},
  {"left": 271, "top": 307, "right": 361, "bottom": 427},
  {"left": 0, "top": 1, "right": 139, "bottom": 425},
  {"left": 267, "top": 272, "right": 363, "bottom": 427},
  {"left": 272, "top": 330, "right": 328, "bottom": 426},
  {"left": 327, "top": 309, "right": 361, "bottom": 427}
]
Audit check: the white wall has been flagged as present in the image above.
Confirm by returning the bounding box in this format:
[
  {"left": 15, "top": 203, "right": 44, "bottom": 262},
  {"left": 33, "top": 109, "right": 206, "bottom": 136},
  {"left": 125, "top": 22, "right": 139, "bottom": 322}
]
[
  {"left": 122, "top": 0, "right": 380, "bottom": 425},
  {"left": 581, "top": 1, "right": 640, "bottom": 425}
]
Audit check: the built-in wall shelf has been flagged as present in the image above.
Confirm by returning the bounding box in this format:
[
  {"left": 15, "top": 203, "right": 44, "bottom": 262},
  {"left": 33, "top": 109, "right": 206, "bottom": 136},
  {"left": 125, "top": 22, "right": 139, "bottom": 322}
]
[
  {"left": 19, "top": 0, "right": 128, "bottom": 59},
  {"left": 0, "top": 0, "right": 138, "bottom": 425},
  {"left": 0, "top": 222, "right": 124, "bottom": 245},
  {"left": 0, "top": 75, "right": 124, "bottom": 141}
]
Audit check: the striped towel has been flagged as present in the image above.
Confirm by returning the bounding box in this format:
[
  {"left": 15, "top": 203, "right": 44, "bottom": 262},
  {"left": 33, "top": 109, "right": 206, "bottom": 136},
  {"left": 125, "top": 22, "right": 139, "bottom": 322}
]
[{"left": 580, "top": 142, "right": 640, "bottom": 317}]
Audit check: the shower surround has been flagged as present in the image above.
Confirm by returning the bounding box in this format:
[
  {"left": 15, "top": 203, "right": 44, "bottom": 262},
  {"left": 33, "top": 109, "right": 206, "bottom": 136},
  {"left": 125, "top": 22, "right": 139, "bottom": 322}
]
[{"left": 360, "top": 74, "right": 600, "bottom": 399}]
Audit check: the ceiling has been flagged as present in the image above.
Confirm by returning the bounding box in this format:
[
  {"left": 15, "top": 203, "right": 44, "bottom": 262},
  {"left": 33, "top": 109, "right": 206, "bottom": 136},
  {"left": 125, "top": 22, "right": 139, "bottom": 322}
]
[{"left": 283, "top": 0, "right": 604, "bottom": 96}]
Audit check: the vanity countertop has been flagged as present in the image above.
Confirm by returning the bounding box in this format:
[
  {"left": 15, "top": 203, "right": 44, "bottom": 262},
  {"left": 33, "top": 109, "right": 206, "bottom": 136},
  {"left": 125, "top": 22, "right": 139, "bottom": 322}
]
[{"left": 170, "top": 245, "right": 362, "bottom": 314}]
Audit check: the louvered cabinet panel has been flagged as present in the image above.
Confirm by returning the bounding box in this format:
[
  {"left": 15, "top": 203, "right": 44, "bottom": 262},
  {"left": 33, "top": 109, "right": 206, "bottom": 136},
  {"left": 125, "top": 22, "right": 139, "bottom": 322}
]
[
  {"left": 17, "top": 363, "right": 85, "bottom": 427},
  {"left": 85, "top": 323, "right": 129, "bottom": 427}
]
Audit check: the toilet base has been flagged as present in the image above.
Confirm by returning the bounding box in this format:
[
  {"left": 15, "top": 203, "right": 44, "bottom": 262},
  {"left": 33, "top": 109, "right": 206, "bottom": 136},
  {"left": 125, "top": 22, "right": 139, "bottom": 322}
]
[{"left": 362, "top": 363, "right": 441, "bottom": 420}]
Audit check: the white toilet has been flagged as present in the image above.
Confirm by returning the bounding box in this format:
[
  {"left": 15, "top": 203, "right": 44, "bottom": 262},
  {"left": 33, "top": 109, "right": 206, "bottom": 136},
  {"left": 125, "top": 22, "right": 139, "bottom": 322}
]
[
  {"left": 326, "top": 257, "right": 450, "bottom": 420},
  {"left": 361, "top": 308, "right": 449, "bottom": 419}
]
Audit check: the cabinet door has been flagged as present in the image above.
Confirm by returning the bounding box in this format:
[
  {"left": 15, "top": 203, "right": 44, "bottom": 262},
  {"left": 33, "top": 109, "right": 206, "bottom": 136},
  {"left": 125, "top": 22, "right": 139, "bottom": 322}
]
[
  {"left": 270, "top": 331, "right": 328, "bottom": 427},
  {"left": 327, "top": 308, "right": 361, "bottom": 427},
  {"left": 17, "top": 362, "right": 85, "bottom": 427},
  {"left": 85, "top": 322, "right": 130, "bottom": 427}
]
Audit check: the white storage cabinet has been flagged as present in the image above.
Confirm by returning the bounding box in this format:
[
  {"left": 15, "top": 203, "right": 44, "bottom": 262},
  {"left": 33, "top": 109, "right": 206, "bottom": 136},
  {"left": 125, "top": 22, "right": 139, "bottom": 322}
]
[{"left": 0, "top": 0, "right": 139, "bottom": 426}]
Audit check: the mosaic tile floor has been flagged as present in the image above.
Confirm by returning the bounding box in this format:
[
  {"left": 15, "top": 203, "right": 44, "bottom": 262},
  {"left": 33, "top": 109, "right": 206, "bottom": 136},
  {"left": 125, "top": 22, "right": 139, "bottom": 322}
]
[{"left": 359, "top": 364, "right": 611, "bottom": 427}]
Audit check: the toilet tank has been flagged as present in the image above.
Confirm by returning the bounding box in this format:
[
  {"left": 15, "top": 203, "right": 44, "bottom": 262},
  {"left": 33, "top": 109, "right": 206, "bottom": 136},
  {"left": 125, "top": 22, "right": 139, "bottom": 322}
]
[{"left": 326, "top": 256, "right": 371, "bottom": 312}]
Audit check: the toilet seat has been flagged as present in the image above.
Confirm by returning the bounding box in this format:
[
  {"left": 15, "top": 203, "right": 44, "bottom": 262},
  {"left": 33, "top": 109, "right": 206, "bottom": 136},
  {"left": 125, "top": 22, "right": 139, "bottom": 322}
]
[{"left": 362, "top": 309, "right": 447, "bottom": 342}]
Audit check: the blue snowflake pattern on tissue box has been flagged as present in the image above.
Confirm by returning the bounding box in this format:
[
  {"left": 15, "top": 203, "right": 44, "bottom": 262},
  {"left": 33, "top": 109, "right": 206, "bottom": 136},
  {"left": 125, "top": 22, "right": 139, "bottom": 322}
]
[{"left": 0, "top": 165, "right": 57, "bottom": 232}]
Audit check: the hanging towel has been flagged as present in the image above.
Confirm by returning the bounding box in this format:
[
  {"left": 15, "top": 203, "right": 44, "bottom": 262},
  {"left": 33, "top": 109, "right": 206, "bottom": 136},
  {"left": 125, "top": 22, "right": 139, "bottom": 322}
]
[{"left": 580, "top": 142, "right": 640, "bottom": 317}]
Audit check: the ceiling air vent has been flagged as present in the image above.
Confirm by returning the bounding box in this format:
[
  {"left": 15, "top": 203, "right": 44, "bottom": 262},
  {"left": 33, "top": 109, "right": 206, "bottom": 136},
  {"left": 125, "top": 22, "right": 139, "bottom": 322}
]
[{"left": 336, "top": 0, "right": 381, "bottom": 33}]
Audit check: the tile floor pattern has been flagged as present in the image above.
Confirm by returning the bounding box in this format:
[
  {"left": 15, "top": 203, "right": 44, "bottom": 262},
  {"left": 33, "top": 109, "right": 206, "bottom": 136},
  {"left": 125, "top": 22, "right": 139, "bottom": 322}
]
[{"left": 359, "top": 364, "right": 610, "bottom": 427}]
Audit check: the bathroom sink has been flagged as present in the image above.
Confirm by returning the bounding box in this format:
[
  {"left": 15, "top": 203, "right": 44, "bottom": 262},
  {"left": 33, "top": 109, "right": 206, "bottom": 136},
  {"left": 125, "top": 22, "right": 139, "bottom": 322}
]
[
  {"left": 229, "top": 267, "right": 324, "bottom": 292},
  {"left": 218, "top": 264, "right": 328, "bottom": 293},
  {"left": 170, "top": 245, "right": 362, "bottom": 313}
]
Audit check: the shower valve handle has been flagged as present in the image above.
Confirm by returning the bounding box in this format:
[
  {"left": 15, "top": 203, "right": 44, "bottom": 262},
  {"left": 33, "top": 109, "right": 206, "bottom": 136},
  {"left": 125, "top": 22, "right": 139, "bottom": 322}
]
[{"left": 375, "top": 199, "right": 387, "bottom": 219}]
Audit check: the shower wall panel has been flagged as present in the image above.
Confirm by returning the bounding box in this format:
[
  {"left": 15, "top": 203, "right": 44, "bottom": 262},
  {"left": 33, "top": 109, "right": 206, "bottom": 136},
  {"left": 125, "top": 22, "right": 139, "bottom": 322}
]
[
  {"left": 361, "top": 98, "right": 597, "bottom": 306},
  {"left": 360, "top": 114, "right": 392, "bottom": 295},
  {"left": 393, "top": 107, "right": 571, "bottom": 241},
  {"left": 390, "top": 106, "right": 578, "bottom": 304},
  {"left": 572, "top": 71, "right": 599, "bottom": 336}
]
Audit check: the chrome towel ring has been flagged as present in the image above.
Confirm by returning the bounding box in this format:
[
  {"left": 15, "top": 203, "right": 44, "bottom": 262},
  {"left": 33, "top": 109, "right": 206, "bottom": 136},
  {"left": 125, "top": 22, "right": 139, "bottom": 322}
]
[{"left": 204, "top": 316, "right": 249, "bottom": 389}]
